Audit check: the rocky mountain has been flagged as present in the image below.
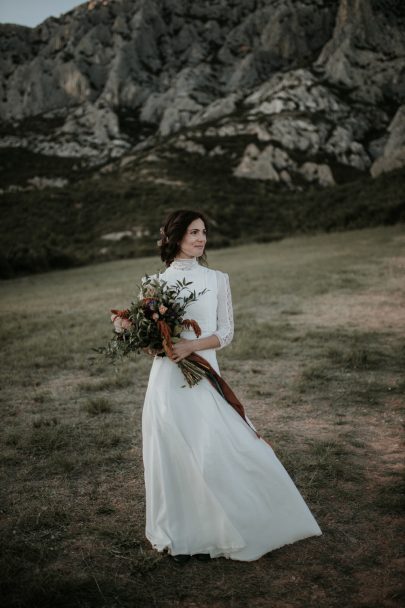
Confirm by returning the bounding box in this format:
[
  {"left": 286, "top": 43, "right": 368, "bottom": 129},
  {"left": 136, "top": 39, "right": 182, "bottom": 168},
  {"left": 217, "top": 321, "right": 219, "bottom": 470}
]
[{"left": 1, "top": 0, "right": 404, "bottom": 190}]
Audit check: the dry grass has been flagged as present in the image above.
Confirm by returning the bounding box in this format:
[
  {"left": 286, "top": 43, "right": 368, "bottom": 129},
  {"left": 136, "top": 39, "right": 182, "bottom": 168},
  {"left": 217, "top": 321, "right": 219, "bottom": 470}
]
[{"left": 0, "top": 224, "right": 404, "bottom": 608}]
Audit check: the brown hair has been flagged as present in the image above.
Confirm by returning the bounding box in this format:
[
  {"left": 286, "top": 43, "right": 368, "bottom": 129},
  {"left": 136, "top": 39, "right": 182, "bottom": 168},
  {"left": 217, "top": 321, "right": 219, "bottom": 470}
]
[{"left": 158, "top": 209, "right": 208, "bottom": 267}]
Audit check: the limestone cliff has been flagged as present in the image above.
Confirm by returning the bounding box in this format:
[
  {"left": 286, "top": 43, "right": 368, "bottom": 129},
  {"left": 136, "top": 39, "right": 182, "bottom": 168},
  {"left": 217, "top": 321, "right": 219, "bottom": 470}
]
[{"left": 0, "top": 0, "right": 404, "bottom": 188}]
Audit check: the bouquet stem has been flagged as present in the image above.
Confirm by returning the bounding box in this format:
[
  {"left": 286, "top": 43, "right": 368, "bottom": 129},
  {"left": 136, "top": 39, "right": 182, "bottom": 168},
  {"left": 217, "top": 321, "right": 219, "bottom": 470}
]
[{"left": 179, "top": 358, "right": 207, "bottom": 387}]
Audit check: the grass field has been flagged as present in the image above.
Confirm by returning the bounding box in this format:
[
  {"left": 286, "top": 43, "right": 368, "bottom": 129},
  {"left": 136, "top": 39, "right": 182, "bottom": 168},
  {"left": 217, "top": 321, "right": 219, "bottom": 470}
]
[{"left": 0, "top": 224, "right": 404, "bottom": 608}]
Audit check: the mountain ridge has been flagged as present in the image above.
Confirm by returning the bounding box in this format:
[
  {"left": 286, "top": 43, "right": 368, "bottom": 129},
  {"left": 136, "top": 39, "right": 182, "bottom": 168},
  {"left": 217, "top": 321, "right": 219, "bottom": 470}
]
[{"left": 1, "top": 0, "right": 404, "bottom": 188}]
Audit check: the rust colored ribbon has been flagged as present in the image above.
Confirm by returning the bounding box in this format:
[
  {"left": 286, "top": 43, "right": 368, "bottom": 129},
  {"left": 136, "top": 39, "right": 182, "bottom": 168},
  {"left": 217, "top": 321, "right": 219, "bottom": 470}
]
[{"left": 187, "top": 352, "right": 271, "bottom": 447}]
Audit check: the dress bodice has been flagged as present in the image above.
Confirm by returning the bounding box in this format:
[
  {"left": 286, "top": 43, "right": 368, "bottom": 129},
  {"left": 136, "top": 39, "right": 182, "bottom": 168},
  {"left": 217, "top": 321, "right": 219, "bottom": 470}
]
[{"left": 145, "top": 257, "right": 234, "bottom": 353}]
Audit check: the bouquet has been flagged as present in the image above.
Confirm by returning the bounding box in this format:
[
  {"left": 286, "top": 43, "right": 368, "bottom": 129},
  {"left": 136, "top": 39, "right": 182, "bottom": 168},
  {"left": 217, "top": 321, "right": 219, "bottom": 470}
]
[
  {"left": 95, "top": 273, "right": 266, "bottom": 442},
  {"left": 97, "top": 275, "right": 209, "bottom": 387}
]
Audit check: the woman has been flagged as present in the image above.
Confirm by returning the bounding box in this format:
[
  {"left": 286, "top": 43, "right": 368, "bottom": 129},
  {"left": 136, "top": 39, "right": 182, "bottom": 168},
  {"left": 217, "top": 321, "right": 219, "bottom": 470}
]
[{"left": 142, "top": 209, "right": 322, "bottom": 563}]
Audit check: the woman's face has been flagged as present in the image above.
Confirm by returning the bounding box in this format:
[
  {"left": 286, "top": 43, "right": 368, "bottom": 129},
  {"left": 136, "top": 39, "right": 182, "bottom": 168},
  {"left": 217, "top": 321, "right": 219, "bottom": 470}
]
[{"left": 178, "top": 218, "right": 207, "bottom": 258}]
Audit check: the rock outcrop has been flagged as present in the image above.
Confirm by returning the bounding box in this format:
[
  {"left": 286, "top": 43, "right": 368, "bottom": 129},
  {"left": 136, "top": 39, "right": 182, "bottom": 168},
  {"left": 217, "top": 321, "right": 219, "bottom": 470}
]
[
  {"left": 0, "top": 0, "right": 404, "bottom": 186},
  {"left": 371, "top": 105, "right": 405, "bottom": 176}
]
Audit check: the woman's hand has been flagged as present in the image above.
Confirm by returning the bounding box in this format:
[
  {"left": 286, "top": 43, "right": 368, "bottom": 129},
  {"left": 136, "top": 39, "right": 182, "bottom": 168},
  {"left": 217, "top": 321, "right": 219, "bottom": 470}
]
[{"left": 170, "top": 338, "right": 195, "bottom": 363}]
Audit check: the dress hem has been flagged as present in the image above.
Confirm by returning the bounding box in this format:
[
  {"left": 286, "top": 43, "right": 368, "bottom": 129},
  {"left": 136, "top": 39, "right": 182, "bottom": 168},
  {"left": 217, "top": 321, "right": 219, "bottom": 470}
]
[{"left": 146, "top": 529, "right": 322, "bottom": 562}]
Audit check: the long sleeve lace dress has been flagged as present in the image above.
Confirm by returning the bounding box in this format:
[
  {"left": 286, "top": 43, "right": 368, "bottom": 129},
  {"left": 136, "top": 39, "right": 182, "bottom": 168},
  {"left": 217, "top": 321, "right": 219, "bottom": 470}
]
[{"left": 141, "top": 257, "right": 322, "bottom": 561}]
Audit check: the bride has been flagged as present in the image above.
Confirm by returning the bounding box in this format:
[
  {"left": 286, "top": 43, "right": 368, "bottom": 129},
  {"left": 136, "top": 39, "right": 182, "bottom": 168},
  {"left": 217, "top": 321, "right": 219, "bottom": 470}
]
[{"left": 141, "top": 209, "right": 322, "bottom": 563}]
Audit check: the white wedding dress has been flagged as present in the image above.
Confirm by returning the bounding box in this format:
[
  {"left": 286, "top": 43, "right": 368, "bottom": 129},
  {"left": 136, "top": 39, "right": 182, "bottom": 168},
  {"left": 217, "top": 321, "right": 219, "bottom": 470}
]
[{"left": 142, "top": 257, "right": 322, "bottom": 561}]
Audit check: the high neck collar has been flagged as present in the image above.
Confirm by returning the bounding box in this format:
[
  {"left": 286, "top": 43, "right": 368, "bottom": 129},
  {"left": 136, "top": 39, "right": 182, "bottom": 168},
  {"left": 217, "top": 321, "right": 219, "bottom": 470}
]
[{"left": 169, "top": 257, "right": 199, "bottom": 271}]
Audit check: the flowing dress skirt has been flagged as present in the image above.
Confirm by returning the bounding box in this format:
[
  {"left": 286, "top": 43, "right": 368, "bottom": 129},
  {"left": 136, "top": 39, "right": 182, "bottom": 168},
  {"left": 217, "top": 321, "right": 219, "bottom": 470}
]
[{"left": 142, "top": 350, "right": 322, "bottom": 561}]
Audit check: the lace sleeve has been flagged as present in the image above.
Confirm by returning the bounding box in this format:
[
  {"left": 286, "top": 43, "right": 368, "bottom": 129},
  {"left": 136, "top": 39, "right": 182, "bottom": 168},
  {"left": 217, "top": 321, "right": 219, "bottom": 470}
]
[{"left": 213, "top": 270, "right": 234, "bottom": 349}]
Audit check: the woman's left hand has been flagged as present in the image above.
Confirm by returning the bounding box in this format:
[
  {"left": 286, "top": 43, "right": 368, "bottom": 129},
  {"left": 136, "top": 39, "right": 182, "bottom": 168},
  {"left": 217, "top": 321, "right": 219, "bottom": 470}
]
[{"left": 170, "top": 338, "right": 194, "bottom": 363}]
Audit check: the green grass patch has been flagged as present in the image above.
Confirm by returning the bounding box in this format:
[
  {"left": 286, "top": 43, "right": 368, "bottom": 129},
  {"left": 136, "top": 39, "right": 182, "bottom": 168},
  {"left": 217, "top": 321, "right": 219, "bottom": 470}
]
[
  {"left": 83, "top": 396, "right": 113, "bottom": 415},
  {"left": 374, "top": 476, "right": 405, "bottom": 515}
]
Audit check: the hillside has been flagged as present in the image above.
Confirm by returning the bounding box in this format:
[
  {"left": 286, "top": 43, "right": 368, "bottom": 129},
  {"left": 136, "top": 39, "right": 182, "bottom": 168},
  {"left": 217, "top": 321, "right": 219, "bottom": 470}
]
[
  {"left": 0, "top": 145, "right": 404, "bottom": 278},
  {"left": 0, "top": 0, "right": 405, "bottom": 276}
]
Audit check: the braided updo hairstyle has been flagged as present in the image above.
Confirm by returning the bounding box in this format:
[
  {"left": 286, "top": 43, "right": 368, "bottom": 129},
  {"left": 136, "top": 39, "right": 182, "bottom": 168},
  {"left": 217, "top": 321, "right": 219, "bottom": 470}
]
[{"left": 157, "top": 209, "right": 209, "bottom": 267}]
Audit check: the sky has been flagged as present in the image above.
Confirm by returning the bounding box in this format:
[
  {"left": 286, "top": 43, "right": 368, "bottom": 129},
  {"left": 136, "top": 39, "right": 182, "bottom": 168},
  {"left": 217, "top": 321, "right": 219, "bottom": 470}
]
[{"left": 0, "top": 0, "right": 82, "bottom": 28}]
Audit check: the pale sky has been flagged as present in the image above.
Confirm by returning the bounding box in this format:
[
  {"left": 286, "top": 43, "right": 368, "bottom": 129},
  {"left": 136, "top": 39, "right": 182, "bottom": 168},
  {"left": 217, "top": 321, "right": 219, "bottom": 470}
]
[{"left": 0, "top": 1, "right": 83, "bottom": 28}]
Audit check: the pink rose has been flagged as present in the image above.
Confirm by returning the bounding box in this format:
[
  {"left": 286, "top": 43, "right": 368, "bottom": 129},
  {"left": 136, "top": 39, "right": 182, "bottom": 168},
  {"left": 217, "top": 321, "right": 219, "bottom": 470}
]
[
  {"left": 112, "top": 316, "right": 124, "bottom": 333},
  {"left": 121, "top": 318, "right": 133, "bottom": 330},
  {"left": 152, "top": 312, "right": 159, "bottom": 320},
  {"left": 159, "top": 304, "right": 167, "bottom": 315}
]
